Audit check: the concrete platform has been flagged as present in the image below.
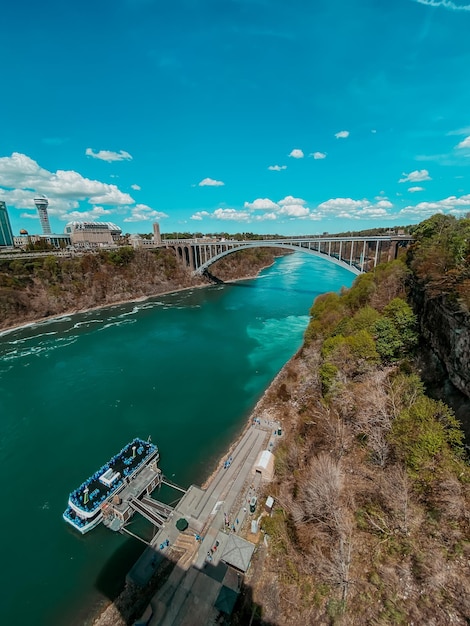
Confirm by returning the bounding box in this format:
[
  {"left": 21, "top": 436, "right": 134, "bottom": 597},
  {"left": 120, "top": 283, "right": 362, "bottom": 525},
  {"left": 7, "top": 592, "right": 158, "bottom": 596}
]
[{"left": 128, "top": 419, "right": 282, "bottom": 624}]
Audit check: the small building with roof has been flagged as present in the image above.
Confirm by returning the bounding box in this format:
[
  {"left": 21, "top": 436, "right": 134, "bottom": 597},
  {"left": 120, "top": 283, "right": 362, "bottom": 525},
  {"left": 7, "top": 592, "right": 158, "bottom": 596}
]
[
  {"left": 252, "top": 449, "right": 275, "bottom": 482},
  {"left": 220, "top": 534, "right": 256, "bottom": 573}
]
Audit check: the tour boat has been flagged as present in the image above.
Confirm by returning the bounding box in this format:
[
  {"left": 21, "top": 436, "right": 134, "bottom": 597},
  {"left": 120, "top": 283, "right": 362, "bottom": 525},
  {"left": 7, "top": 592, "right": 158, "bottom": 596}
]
[{"left": 63, "top": 438, "right": 159, "bottom": 534}]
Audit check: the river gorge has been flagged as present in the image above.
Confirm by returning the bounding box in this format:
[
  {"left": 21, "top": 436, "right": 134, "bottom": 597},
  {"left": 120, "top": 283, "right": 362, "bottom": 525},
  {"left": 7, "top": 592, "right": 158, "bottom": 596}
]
[{"left": 0, "top": 253, "right": 353, "bottom": 626}]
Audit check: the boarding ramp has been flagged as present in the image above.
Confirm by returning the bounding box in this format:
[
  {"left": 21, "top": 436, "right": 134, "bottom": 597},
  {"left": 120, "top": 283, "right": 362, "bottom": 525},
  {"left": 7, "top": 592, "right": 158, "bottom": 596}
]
[
  {"left": 129, "top": 497, "right": 171, "bottom": 527},
  {"left": 141, "top": 496, "right": 173, "bottom": 519}
]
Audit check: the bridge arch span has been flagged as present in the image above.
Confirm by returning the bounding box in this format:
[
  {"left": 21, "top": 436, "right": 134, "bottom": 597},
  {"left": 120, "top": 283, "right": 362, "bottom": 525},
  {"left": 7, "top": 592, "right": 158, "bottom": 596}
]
[
  {"left": 194, "top": 242, "right": 362, "bottom": 276},
  {"left": 161, "top": 235, "right": 411, "bottom": 276}
]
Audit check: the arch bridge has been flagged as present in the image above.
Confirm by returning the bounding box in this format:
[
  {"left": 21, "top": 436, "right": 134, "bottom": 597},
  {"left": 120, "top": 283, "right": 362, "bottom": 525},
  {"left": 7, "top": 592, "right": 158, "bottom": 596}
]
[{"left": 160, "top": 235, "right": 413, "bottom": 276}]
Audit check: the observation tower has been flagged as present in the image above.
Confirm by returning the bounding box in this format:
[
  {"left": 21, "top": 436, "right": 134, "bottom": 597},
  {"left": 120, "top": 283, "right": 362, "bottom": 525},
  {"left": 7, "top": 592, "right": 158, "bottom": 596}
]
[{"left": 34, "top": 194, "right": 51, "bottom": 235}]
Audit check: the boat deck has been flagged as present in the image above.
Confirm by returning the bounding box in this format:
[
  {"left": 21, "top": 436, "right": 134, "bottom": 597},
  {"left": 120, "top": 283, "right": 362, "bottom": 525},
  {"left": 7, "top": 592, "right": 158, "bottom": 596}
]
[
  {"left": 64, "top": 438, "right": 161, "bottom": 534},
  {"left": 68, "top": 439, "right": 158, "bottom": 515},
  {"left": 112, "top": 465, "right": 163, "bottom": 513}
]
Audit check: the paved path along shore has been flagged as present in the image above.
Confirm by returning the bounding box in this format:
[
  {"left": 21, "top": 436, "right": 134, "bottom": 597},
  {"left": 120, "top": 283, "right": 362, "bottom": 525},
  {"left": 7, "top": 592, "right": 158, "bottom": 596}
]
[{"left": 127, "top": 418, "right": 281, "bottom": 625}]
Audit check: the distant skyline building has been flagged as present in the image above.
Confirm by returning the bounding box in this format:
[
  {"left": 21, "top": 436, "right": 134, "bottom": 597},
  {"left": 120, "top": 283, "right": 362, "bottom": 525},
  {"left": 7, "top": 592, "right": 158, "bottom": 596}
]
[
  {"left": 34, "top": 194, "right": 51, "bottom": 235},
  {"left": 153, "top": 222, "right": 161, "bottom": 245},
  {"left": 64, "top": 221, "right": 122, "bottom": 247},
  {"left": 0, "top": 201, "right": 14, "bottom": 247}
]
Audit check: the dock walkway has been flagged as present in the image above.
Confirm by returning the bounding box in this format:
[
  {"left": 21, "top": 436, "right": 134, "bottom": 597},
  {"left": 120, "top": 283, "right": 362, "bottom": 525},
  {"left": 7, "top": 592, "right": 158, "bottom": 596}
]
[{"left": 127, "top": 419, "right": 281, "bottom": 624}]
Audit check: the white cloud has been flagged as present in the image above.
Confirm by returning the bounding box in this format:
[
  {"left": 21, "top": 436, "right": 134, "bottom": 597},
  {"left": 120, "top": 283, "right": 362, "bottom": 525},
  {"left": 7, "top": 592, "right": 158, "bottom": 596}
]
[
  {"left": 85, "top": 148, "right": 133, "bottom": 162},
  {"left": 288, "top": 149, "right": 304, "bottom": 159},
  {"left": 0, "top": 152, "right": 134, "bottom": 219},
  {"left": 214, "top": 208, "right": 251, "bottom": 221},
  {"left": 310, "top": 152, "right": 327, "bottom": 159},
  {"left": 408, "top": 186, "right": 425, "bottom": 193},
  {"left": 447, "top": 126, "right": 470, "bottom": 136},
  {"left": 356, "top": 207, "right": 389, "bottom": 217},
  {"left": 123, "top": 204, "right": 168, "bottom": 223},
  {"left": 375, "top": 200, "right": 393, "bottom": 209},
  {"left": 244, "top": 198, "right": 279, "bottom": 211},
  {"left": 131, "top": 184, "right": 141, "bottom": 191},
  {"left": 317, "top": 198, "right": 366, "bottom": 212},
  {"left": 188, "top": 194, "right": 397, "bottom": 225},
  {"left": 456, "top": 136, "right": 470, "bottom": 149},
  {"left": 243, "top": 196, "right": 307, "bottom": 214},
  {"left": 413, "top": 1, "right": 470, "bottom": 11},
  {"left": 255, "top": 212, "right": 277, "bottom": 221},
  {"left": 191, "top": 211, "right": 210, "bottom": 221},
  {"left": 66, "top": 206, "right": 113, "bottom": 221},
  {"left": 399, "top": 193, "right": 470, "bottom": 218},
  {"left": 191, "top": 208, "right": 252, "bottom": 222},
  {"left": 398, "top": 169, "right": 431, "bottom": 183},
  {"left": 278, "top": 195, "right": 306, "bottom": 206},
  {"left": 316, "top": 197, "right": 394, "bottom": 220},
  {"left": 268, "top": 165, "right": 287, "bottom": 171},
  {"left": 198, "top": 177, "right": 225, "bottom": 187},
  {"left": 278, "top": 204, "right": 310, "bottom": 217},
  {"left": 335, "top": 130, "right": 350, "bottom": 139}
]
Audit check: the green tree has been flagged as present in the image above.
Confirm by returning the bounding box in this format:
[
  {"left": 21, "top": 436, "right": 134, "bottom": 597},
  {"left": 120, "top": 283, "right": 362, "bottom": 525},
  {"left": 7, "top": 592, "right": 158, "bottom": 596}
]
[
  {"left": 306, "top": 292, "right": 346, "bottom": 342},
  {"left": 346, "top": 329, "right": 379, "bottom": 363},
  {"left": 409, "top": 214, "right": 470, "bottom": 283},
  {"left": 390, "top": 395, "right": 464, "bottom": 483},
  {"left": 373, "top": 317, "right": 403, "bottom": 362},
  {"left": 344, "top": 272, "right": 376, "bottom": 311},
  {"left": 351, "top": 305, "right": 381, "bottom": 331},
  {"left": 319, "top": 361, "right": 339, "bottom": 395},
  {"left": 105, "top": 246, "right": 135, "bottom": 266},
  {"left": 383, "top": 298, "right": 418, "bottom": 352},
  {"left": 43, "top": 255, "right": 60, "bottom": 278}
]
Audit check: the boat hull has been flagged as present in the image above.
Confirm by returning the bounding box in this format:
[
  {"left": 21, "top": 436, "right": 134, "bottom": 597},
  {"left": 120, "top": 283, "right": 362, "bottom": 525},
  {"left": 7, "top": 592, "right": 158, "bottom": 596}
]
[{"left": 63, "top": 508, "right": 103, "bottom": 534}]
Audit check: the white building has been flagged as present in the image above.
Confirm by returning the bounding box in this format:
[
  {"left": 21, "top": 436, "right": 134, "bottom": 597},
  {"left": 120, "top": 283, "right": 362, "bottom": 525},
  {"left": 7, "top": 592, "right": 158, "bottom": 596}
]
[
  {"left": 252, "top": 450, "right": 275, "bottom": 482},
  {"left": 64, "top": 221, "right": 122, "bottom": 248}
]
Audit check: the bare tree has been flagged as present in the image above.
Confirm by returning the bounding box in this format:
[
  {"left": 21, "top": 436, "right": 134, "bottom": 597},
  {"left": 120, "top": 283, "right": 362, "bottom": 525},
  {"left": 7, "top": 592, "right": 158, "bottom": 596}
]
[
  {"left": 318, "top": 406, "right": 349, "bottom": 459},
  {"left": 367, "top": 426, "right": 390, "bottom": 467},
  {"left": 373, "top": 463, "right": 410, "bottom": 536},
  {"left": 301, "top": 452, "right": 344, "bottom": 530},
  {"left": 308, "top": 511, "right": 354, "bottom": 603}
]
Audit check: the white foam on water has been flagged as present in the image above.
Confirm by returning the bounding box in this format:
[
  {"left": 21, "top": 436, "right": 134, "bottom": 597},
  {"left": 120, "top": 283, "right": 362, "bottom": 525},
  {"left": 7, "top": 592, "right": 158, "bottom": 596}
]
[
  {"left": 7, "top": 331, "right": 58, "bottom": 345},
  {"left": 1, "top": 335, "right": 79, "bottom": 361},
  {"left": 97, "top": 318, "right": 137, "bottom": 332},
  {"left": 72, "top": 319, "right": 102, "bottom": 329},
  {"left": 245, "top": 314, "right": 310, "bottom": 383},
  {"left": 116, "top": 305, "right": 141, "bottom": 318}
]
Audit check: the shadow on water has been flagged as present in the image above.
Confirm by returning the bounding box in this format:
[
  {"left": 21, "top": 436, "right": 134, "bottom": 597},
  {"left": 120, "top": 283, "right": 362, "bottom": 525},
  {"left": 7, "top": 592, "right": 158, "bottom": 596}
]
[
  {"left": 94, "top": 537, "right": 146, "bottom": 600},
  {"left": 61, "top": 537, "right": 147, "bottom": 626},
  {"left": 91, "top": 541, "right": 279, "bottom": 626}
]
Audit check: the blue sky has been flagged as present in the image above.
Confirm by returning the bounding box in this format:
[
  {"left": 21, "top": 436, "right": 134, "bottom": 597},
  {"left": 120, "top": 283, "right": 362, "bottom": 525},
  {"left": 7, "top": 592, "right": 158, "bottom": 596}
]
[{"left": 1, "top": 0, "right": 470, "bottom": 236}]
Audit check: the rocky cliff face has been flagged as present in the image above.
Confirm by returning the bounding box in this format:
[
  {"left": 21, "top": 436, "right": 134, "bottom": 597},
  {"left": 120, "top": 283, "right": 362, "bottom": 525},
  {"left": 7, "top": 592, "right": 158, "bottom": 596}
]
[
  {"left": 410, "top": 281, "right": 470, "bottom": 442},
  {"left": 411, "top": 282, "right": 470, "bottom": 399}
]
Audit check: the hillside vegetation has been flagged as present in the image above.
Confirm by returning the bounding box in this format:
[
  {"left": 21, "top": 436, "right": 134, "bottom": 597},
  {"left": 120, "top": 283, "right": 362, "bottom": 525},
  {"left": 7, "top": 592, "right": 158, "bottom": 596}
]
[
  {"left": 408, "top": 213, "right": 470, "bottom": 305},
  {"left": 240, "top": 255, "right": 470, "bottom": 626},
  {"left": 0, "top": 246, "right": 284, "bottom": 331}
]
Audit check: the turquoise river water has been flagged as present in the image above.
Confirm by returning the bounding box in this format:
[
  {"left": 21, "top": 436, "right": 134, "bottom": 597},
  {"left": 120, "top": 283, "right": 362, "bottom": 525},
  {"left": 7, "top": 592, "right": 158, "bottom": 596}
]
[{"left": 0, "top": 253, "right": 353, "bottom": 626}]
